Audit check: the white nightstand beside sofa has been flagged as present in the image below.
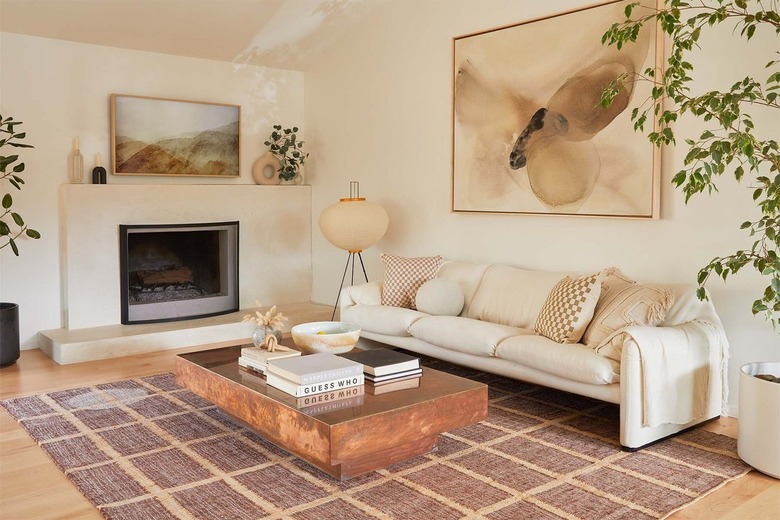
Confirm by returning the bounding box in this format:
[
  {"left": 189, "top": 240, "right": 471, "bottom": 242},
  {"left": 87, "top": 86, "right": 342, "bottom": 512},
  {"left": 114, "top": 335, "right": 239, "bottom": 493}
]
[{"left": 340, "top": 257, "right": 729, "bottom": 450}]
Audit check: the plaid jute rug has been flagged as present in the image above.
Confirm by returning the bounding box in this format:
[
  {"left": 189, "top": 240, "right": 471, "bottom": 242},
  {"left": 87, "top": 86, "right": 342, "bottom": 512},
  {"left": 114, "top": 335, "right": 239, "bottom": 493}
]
[{"left": 1, "top": 361, "right": 750, "bottom": 520}]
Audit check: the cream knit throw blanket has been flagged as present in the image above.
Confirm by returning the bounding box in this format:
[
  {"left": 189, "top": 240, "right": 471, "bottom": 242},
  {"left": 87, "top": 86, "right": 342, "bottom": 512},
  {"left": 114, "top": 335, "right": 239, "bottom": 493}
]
[{"left": 619, "top": 320, "right": 728, "bottom": 427}]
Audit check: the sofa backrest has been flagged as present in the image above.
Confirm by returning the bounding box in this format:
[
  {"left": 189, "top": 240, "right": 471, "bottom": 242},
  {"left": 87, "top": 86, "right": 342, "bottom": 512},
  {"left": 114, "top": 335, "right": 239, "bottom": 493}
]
[
  {"left": 437, "top": 262, "right": 573, "bottom": 329},
  {"left": 435, "top": 261, "right": 490, "bottom": 314}
]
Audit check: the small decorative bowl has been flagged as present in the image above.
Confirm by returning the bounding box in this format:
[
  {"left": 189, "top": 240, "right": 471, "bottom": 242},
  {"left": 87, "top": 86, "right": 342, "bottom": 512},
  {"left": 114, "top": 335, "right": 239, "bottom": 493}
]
[{"left": 290, "top": 321, "right": 361, "bottom": 355}]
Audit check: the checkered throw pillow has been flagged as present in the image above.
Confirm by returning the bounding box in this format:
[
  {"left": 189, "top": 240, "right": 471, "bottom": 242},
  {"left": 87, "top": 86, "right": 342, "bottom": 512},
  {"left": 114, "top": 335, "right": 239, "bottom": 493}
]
[
  {"left": 381, "top": 254, "right": 443, "bottom": 309},
  {"left": 534, "top": 273, "right": 602, "bottom": 344}
]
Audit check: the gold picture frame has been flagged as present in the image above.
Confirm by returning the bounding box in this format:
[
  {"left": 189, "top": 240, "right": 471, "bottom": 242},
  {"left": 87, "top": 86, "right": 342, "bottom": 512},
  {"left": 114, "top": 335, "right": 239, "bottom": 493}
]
[
  {"left": 110, "top": 94, "right": 241, "bottom": 177},
  {"left": 451, "top": 0, "right": 662, "bottom": 218}
]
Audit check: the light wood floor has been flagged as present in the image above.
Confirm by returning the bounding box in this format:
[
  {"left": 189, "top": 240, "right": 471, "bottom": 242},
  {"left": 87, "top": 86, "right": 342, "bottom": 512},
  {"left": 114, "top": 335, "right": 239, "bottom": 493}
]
[{"left": 1, "top": 346, "right": 778, "bottom": 519}]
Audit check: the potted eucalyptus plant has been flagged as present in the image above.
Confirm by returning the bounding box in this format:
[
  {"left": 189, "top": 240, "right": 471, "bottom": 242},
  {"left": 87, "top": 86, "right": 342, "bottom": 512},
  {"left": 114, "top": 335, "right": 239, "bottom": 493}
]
[
  {"left": 0, "top": 115, "right": 40, "bottom": 367},
  {"left": 264, "top": 125, "right": 309, "bottom": 183},
  {"left": 600, "top": 0, "right": 778, "bottom": 477}
]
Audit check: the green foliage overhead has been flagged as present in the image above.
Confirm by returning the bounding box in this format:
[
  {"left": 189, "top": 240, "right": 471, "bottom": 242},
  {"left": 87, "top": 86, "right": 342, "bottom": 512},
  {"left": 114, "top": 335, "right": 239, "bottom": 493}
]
[
  {"left": 264, "top": 124, "right": 309, "bottom": 182},
  {"left": 600, "top": 0, "right": 779, "bottom": 330},
  {"left": 0, "top": 116, "right": 40, "bottom": 256}
]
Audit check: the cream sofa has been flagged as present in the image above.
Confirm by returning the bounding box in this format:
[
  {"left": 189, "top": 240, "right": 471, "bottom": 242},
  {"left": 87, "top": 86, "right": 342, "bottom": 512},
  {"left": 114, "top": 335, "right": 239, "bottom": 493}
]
[{"left": 340, "top": 260, "right": 728, "bottom": 450}]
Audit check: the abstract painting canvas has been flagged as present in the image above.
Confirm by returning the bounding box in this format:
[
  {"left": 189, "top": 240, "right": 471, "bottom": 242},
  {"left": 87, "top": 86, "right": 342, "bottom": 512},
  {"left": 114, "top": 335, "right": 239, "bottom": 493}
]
[
  {"left": 452, "top": 0, "right": 660, "bottom": 218},
  {"left": 111, "top": 94, "right": 241, "bottom": 177}
]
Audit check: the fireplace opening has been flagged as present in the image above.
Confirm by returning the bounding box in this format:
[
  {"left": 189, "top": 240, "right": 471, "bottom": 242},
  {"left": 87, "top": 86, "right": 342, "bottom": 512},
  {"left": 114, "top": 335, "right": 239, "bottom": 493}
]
[{"left": 119, "top": 222, "right": 239, "bottom": 324}]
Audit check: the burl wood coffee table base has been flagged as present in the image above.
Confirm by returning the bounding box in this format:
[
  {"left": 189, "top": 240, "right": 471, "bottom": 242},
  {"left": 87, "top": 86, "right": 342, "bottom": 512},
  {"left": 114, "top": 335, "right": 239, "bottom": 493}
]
[{"left": 175, "top": 345, "right": 488, "bottom": 480}]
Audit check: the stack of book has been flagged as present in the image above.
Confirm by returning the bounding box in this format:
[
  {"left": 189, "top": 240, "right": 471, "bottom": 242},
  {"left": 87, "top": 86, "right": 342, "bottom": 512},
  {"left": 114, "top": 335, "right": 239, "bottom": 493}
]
[
  {"left": 340, "top": 349, "right": 422, "bottom": 394},
  {"left": 266, "top": 352, "right": 364, "bottom": 398},
  {"left": 238, "top": 345, "right": 301, "bottom": 374}
]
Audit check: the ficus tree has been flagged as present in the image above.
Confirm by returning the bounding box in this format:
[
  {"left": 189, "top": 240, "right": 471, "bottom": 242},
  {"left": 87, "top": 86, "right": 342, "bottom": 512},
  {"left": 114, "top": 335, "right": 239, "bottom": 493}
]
[
  {"left": 600, "top": 0, "right": 780, "bottom": 329},
  {"left": 0, "top": 115, "right": 40, "bottom": 256}
]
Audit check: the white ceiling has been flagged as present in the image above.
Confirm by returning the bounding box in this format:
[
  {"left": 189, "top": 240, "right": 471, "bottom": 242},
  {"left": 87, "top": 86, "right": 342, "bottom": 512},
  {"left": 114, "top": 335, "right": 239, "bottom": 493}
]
[{"left": 0, "top": 0, "right": 384, "bottom": 70}]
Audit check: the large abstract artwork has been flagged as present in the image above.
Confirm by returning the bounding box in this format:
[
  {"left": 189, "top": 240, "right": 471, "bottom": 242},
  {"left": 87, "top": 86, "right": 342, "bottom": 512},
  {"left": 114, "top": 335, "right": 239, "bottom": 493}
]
[
  {"left": 452, "top": 0, "right": 660, "bottom": 218},
  {"left": 111, "top": 94, "right": 241, "bottom": 177}
]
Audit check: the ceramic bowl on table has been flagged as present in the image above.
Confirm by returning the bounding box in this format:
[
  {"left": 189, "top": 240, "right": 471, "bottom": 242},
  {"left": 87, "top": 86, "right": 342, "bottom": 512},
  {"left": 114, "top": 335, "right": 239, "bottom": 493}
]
[{"left": 290, "top": 321, "right": 361, "bottom": 355}]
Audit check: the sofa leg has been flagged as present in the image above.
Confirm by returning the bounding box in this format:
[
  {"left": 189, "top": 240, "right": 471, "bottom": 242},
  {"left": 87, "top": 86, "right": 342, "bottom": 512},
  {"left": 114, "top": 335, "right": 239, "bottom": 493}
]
[{"left": 621, "top": 415, "right": 721, "bottom": 451}]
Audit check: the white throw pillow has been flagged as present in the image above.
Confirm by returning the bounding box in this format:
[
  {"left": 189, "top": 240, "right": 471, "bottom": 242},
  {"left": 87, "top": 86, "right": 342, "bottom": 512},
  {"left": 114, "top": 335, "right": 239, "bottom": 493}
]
[{"left": 415, "top": 278, "right": 465, "bottom": 316}]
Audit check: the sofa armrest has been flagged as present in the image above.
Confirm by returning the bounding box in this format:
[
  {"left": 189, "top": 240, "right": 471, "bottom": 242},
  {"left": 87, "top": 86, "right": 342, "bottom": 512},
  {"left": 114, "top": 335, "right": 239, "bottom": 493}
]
[
  {"left": 618, "top": 321, "right": 725, "bottom": 448},
  {"left": 339, "top": 281, "right": 383, "bottom": 312}
]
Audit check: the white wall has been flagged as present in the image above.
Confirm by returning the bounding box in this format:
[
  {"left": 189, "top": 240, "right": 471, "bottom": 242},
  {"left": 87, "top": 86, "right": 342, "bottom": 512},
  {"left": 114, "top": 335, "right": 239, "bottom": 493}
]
[
  {"left": 0, "top": 33, "right": 305, "bottom": 348},
  {"left": 305, "top": 0, "right": 780, "bottom": 413}
]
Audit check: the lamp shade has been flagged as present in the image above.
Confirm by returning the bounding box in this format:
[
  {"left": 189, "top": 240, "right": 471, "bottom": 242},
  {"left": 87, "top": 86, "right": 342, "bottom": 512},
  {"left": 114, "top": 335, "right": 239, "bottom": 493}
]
[{"left": 319, "top": 195, "right": 389, "bottom": 253}]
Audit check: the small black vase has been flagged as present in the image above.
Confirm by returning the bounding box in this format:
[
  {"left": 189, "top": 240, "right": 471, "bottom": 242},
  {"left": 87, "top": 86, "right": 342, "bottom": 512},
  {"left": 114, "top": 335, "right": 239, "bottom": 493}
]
[{"left": 0, "top": 302, "right": 20, "bottom": 368}]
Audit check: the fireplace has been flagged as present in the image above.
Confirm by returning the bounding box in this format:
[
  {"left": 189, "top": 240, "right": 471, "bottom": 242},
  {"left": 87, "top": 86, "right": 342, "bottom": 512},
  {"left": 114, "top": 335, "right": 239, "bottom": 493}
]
[{"left": 119, "top": 222, "right": 239, "bottom": 324}]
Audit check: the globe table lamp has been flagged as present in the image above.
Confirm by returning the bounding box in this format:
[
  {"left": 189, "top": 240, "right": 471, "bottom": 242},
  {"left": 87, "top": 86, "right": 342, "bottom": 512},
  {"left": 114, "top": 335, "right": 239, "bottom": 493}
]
[{"left": 319, "top": 181, "right": 389, "bottom": 319}]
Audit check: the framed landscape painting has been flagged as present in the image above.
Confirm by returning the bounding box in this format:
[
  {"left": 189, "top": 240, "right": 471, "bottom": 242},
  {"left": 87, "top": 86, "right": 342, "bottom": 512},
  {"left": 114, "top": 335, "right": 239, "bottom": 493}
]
[
  {"left": 111, "top": 94, "right": 241, "bottom": 177},
  {"left": 451, "top": 0, "right": 661, "bottom": 218}
]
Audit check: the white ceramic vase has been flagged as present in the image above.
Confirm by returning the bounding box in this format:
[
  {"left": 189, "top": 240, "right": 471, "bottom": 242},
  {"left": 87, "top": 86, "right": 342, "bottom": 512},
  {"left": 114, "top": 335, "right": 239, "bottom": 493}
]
[{"left": 251, "top": 326, "right": 282, "bottom": 348}]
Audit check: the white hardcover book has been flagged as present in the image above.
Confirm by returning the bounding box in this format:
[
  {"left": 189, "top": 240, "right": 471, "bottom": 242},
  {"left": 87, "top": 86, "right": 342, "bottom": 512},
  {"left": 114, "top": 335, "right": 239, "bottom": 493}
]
[
  {"left": 267, "top": 352, "right": 363, "bottom": 385},
  {"left": 266, "top": 372, "right": 364, "bottom": 398},
  {"left": 238, "top": 356, "right": 266, "bottom": 373},
  {"left": 241, "top": 346, "right": 301, "bottom": 364}
]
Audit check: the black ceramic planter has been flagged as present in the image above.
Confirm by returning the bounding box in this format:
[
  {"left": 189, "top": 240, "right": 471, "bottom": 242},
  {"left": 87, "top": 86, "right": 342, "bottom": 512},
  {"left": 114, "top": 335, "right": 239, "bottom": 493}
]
[{"left": 0, "top": 302, "right": 20, "bottom": 368}]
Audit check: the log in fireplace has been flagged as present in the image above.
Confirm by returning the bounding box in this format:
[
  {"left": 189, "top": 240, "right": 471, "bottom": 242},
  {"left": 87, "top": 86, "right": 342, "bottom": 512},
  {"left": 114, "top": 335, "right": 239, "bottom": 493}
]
[{"left": 119, "top": 222, "right": 239, "bottom": 324}]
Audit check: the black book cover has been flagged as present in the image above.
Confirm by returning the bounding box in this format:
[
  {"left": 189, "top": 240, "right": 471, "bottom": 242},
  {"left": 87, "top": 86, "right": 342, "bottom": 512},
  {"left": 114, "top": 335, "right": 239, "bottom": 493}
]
[{"left": 340, "top": 348, "right": 420, "bottom": 376}]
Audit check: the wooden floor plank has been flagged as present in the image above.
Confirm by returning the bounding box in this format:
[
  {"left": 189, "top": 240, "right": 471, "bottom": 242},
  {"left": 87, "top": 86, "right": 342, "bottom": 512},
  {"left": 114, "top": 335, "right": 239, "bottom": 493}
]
[{"left": 1, "top": 339, "right": 777, "bottom": 519}]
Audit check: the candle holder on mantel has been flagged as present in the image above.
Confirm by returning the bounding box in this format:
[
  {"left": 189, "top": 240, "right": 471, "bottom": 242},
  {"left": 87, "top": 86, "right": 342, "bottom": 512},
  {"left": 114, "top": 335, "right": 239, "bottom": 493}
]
[
  {"left": 92, "top": 153, "right": 107, "bottom": 184},
  {"left": 69, "top": 137, "right": 84, "bottom": 183}
]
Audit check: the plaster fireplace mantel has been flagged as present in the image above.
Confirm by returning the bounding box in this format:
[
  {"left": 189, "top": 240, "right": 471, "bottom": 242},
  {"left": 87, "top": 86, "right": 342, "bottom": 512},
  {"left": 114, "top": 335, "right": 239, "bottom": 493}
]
[{"left": 40, "top": 184, "right": 318, "bottom": 364}]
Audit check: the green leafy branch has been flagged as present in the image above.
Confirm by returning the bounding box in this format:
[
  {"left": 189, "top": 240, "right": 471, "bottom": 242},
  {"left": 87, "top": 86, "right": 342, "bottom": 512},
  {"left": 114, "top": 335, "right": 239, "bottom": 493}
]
[
  {"left": 600, "top": 0, "right": 780, "bottom": 329},
  {"left": 264, "top": 125, "right": 309, "bottom": 182},
  {"left": 1, "top": 115, "right": 40, "bottom": 256}
]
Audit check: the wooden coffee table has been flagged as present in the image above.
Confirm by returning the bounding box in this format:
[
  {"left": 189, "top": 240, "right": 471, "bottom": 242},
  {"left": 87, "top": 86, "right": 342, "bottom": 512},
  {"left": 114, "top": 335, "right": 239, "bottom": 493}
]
[{"left": 175, "top": 344, "right": 488, "bottom": 480}]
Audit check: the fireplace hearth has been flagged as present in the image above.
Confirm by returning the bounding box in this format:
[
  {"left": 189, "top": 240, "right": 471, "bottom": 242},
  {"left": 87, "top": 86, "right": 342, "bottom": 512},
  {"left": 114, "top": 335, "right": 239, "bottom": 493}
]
[{"left": 119, "top": 222, "right": 239, "bottom": 324}]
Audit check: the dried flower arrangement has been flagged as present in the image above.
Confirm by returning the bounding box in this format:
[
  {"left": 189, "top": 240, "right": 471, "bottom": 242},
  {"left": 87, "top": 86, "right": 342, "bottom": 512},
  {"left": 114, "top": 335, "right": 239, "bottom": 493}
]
[{"left": 242, "top": 301, "right": 287, "bottom": 330}]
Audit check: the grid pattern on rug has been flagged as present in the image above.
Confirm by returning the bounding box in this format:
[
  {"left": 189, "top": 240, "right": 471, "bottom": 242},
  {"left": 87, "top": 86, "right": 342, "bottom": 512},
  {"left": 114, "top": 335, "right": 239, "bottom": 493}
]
[{"left": 2, "top": 361, "right": 749, "bottom": 520}]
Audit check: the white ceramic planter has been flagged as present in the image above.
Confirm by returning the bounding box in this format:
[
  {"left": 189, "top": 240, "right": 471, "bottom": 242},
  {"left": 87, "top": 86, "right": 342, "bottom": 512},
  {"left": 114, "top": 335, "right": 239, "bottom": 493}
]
[{"left": 738, "top": 362, "right": 780, "bottom": 479}]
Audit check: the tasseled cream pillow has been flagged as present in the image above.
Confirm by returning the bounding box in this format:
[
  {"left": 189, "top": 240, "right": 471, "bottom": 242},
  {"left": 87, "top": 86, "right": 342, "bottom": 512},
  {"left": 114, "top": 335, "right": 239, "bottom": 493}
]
[{"left": 582, "top": 267, "right": 676, "bottom": 349}]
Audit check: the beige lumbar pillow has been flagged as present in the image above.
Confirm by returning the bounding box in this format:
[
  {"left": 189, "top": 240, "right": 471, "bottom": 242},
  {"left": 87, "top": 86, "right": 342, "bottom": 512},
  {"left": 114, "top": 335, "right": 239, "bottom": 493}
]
[
  {"left": 582, "top": 267, "right": 676, "bottom": 348},
  {"left": 415, "top": 278, "right": 465, "bottom": 316},
  {"left": 534, "top": 273, "right": 602, "bottom": 344},
  {"left": 381, "top": 254, "right": 443, "bottom": 309}
]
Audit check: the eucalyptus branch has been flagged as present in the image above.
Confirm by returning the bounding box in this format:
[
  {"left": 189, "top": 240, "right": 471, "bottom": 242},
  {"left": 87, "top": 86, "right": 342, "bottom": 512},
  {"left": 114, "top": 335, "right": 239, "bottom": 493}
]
[{"left": 264, "top": 124, "right": 309, "bottom": 182}]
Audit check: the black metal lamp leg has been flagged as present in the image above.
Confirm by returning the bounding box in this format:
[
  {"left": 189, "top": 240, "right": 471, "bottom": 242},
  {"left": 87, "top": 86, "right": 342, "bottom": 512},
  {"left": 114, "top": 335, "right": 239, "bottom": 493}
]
[
  {"left": 357, "top": 252, "right": 369, "bottom": 283},
  {"left": 331, "top": 252, "right": 354, "bottom": 321}
]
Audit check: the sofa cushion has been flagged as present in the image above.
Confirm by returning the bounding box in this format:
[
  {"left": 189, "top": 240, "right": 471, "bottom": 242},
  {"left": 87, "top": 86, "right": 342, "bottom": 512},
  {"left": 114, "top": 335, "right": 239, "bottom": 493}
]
[
  {"left": 340, "top": 304, "right": 426, "bottom": 337},
  {"left": 466, "top": 264, "right": 572, "bottom": 328},
  {"left": 495, "top": 335, "right": 619, "bottom": 385},
  {"left": 582, "top": 267, "right": 675, "bottom": 348},
  {"left": 534, "top": 273, "right": 602, "bottom": 344},
  {"left": 381, "top": 254, "right": 443, "bottom": 309},
  {"left": 415, "top": 278, "right": 465, "bottom": 316},
  {"left": 409, "top": 316, "right": 531, "bottom": 357}
]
